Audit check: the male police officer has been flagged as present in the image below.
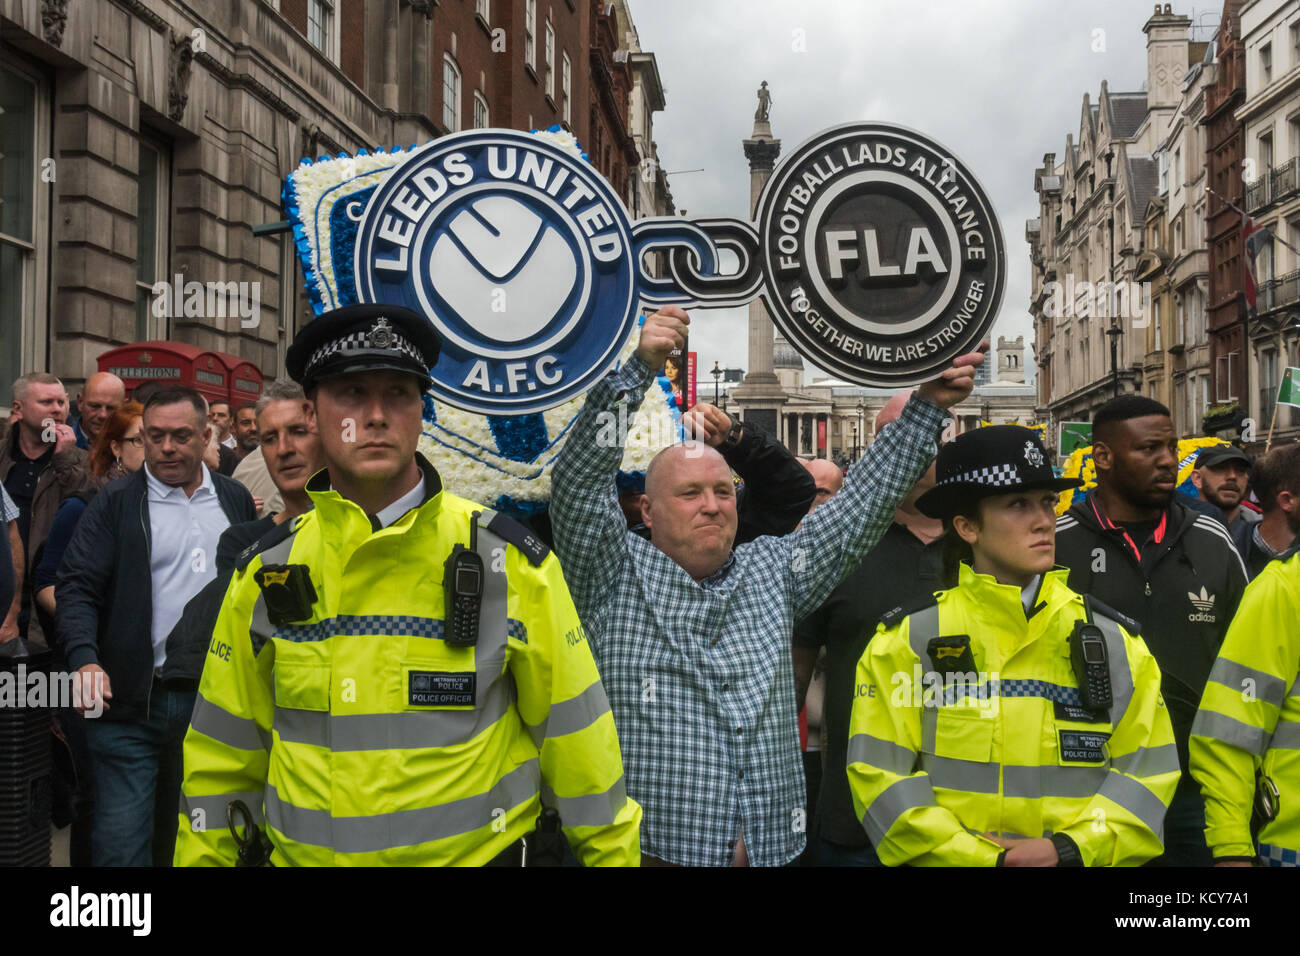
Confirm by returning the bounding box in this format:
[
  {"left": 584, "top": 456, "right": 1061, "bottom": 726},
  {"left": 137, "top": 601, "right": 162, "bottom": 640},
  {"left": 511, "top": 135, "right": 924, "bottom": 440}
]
[{"left": 175, "top": 304, "right": 641, "bottom": 866}]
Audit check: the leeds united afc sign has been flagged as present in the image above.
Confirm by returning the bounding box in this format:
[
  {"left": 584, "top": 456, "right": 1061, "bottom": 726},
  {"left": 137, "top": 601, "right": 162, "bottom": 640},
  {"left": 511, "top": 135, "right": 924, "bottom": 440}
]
[{"left": 285, "top": 122, "right": 1003, "bottom": 414}]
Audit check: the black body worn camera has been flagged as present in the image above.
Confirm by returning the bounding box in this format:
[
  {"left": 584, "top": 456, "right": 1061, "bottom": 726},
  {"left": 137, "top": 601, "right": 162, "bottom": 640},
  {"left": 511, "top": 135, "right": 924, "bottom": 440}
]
[
  {"left": 254, "top": 564, "right": 318, "bottom": 626},
  {"left": 444, "top": 512, "right": 484, "bottom": 647},
  {"left": 1069, "top": 622, "right": 1112, "bottom": 712},
  {"left": 927, "top": 635, "right": 977, "bottom": 676}
]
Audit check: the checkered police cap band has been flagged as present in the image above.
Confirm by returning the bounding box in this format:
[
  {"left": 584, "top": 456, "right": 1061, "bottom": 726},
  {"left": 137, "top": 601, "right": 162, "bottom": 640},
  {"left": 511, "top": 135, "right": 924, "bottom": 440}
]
[
  {"left": 305, "top": 326, "right": 425, "bottom": 376},
  {"left": 935, "top": 463, "right": 1021, "bottom": 488}
]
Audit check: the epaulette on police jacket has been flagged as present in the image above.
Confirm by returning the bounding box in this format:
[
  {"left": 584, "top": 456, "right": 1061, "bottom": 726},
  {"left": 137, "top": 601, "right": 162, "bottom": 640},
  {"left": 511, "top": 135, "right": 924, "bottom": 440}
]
[
  {"left": 235, "top": 515, "right": 305, "bottom": 572},
  {"left": 879, "top": 592, "right": 940, "bottom": 630},
  {"left": 478, "top": 511, "right": 550, "bottom": 567},
  {"left": 1082, "top": 594, "right": 1142, "bottom": 638}
]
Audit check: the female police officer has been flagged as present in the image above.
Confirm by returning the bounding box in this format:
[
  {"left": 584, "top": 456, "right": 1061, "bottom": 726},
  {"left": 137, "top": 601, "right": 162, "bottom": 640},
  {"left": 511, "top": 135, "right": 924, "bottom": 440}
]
[{"left": 846, "top": 425, "right": 1179, "bottom": 866}]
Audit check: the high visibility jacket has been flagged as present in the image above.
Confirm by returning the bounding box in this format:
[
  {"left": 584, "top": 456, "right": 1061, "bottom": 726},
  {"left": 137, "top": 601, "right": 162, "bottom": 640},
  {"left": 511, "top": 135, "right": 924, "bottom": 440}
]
[
  {"left": 1190, "top": 550, "right": 1300, "bottom": 866},
  {"left": 174, "top": 457, "right": 641, "bottom": 866},
  {"left": 847, "top": 565, "right": 1178, "bottom": 866}
]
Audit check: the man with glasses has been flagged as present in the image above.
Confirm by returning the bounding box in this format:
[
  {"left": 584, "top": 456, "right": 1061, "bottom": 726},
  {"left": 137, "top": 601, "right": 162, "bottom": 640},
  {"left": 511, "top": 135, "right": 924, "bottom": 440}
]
[{"left": 56, "top": 385, "right": 256, "bottom": 866}]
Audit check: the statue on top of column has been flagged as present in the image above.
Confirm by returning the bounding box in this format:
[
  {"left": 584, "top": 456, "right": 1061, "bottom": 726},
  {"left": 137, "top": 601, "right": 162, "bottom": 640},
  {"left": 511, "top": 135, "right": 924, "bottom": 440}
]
[{"left": 754, "top": 81, "right": 772, "bottom": 122}]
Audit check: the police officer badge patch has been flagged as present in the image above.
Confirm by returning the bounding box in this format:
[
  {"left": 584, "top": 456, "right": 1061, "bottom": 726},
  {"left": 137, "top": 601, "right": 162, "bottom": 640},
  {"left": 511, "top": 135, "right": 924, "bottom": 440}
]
[{"left": 1024, "top": 441, "right": 1045, "bottom": 468}]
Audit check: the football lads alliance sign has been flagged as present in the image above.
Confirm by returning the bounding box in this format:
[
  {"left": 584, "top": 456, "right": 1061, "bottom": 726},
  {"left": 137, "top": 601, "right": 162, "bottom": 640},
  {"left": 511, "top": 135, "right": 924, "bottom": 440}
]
[{"left": 284, "top": 123, "right": 1004, "bottom": 416}]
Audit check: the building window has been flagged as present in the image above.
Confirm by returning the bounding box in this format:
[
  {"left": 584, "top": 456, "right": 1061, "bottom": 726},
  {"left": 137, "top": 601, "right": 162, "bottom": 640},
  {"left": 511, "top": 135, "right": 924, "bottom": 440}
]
[
  {"left": 1154, "top": 302, "right": 1163, "bottom": 351},
  {"left": 476, "top": 0, "right": 490, "bottom": 23},
  {"left": 545, "top": 20, "right": 555, "bottom": 100},
  {"left": 1262, "top": 42, "right": 1273, "bottom": 85},
  {"left": 136, "top": 138, "right": 171, "bottom": 341},
  {"left": 1174, "top": 219, "right": 1183, "bottom": 254},
  {"left": 1174, "top": 147, "right": 1182, "bottom": 190},
  {"left": 524, "top": 0, "right": 536, "bottom": 69},
  {"left": 0, "top": 59, "right": 47, "bottom": 404},
  {"left": 1217, "top": 352, "right": 1238, "bottom": 401},
  {"left": 307, "top": 0, "right": 337, "bottom": 62},
  {"left": 561, "top": 52, "right": 571, "bottom": 125},
  {"left": 443, "top": 55, "right": 461, "bottom": 132},
  {"left": 1260, "top": 130, "right": 1274, "bottom": 175},
  {"left": 1158, "top": 150, "right": 1169, "bottom": 194},
  {"left": 1260, "top": 347, "right": 1278, "bottom": 423},
  {"left": 473, "top": 91, "right": 489, "bottom": 129}
]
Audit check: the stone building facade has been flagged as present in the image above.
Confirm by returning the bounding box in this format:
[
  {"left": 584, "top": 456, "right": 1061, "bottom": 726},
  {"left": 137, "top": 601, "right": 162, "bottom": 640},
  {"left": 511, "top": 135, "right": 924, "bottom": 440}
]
[
  {"left": 1236, "top": 0, "right": 1300, "bottom": 444},
  {"left": 751, "top": 335, "right": 1037, "bottom": 463},
  {"left": 0, "top": 0, "right": 662, "bottom": 404},
  {"left": 1028, "top": 5, "right": 1211, "bottom": 448},
  {"left": 1136, "top": 33, "right": 1214, "bottom": 438},
  {"left": 1205, "top": 0, "right": 1250, "bottom": 426}
]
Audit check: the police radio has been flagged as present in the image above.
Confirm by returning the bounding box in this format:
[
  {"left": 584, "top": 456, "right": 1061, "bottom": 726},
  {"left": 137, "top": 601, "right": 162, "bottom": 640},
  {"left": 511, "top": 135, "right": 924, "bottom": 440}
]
[
  {"left": 1069, "top": 622, "right": 1112, "bottom": 712},
  {"left": 443, "top": 512, "right": 484, "bottom": 646}
]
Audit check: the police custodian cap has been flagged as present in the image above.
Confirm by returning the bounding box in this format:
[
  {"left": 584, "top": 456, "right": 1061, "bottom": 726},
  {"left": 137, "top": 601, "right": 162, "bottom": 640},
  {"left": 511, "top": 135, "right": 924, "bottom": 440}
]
[
  {"left": 285, "top": 304, "right": 441, "bottom": 391},
  {"left": 915, "top": 425, "right": 1083, "bottom": 520}
]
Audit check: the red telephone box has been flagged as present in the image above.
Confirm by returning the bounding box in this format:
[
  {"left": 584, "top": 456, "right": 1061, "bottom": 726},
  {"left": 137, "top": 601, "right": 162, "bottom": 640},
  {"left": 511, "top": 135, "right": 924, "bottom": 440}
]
[
  {"left": 217, "top": 354, "right": 265, "bottom": 409},
  {"left": 97, "top": 341, "right": 263, "bottom": 407}
]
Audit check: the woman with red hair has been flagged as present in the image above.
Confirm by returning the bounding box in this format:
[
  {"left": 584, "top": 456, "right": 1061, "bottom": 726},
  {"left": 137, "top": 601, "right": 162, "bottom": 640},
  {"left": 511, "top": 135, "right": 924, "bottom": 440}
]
[{"left": 87, "top": 401, "right": 145, "bottom": 481}]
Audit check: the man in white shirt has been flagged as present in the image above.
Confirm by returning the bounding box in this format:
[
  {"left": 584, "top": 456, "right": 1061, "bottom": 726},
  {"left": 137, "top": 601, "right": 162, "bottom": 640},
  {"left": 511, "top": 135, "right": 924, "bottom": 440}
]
[
  {"left": 57, "top": 386, "right": 256, "bottom": 865},
  {"left": 209, "top": 400, "right": 236, "bottom": 451}
]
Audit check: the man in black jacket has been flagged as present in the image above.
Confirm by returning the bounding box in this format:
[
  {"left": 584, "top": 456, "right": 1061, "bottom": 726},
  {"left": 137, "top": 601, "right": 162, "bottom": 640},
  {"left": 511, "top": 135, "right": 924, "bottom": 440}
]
[
  {"left": 1055, "top": 395, "right": 1247, "bottom": 867},
  {"left": 1234, "top": 442, "right": 1298, "bottom": 579},
  {"left": 680, "top": 402, "right": 816, "bottom": 544},
  {"left": 56, "top": 386, "right": 255, "bottom": 866},
  {"left": 792, "top": 389, "right": 945, "bottom": 866}
]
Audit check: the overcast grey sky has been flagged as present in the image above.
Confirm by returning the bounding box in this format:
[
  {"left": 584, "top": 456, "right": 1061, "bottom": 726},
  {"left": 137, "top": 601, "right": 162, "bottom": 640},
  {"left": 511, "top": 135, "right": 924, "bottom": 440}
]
[{"left": 629, "top": 0, "right": 1222, "bottom": 381}]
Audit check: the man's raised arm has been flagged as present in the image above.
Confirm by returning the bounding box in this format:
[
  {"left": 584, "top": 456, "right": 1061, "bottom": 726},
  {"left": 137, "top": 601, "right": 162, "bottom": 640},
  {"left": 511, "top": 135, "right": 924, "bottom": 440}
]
[
  {"left": 550, "top": 307, "right": 689, "bottom": 627},
  {"left": 781, "top": 346, "right": 985, "bottom": 621}
]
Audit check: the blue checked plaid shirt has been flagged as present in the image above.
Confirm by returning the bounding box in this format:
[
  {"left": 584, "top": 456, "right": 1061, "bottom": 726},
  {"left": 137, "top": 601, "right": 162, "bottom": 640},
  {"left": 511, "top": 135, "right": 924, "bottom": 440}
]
[{"left": 551, "top": 354, "right": 947, "bottom": 866}]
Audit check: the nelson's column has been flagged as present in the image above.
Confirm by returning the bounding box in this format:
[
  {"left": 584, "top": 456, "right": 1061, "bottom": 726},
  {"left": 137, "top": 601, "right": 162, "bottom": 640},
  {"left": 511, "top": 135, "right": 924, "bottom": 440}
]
[{"left": 731, "top": 81, "right": 786, "bottom": 435}]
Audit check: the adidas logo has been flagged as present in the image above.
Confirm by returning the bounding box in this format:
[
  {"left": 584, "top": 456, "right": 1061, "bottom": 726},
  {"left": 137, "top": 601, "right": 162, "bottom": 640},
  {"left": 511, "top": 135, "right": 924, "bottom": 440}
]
[{"left": 1187, "top": 586, "right": 1217, "bottom": 623}]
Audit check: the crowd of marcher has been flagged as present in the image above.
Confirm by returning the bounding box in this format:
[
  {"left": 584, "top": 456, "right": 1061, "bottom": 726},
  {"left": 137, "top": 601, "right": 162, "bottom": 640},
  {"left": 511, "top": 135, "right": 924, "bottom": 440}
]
[{"left": 3, "top": 304, "right": 1297, "bottom": 866}]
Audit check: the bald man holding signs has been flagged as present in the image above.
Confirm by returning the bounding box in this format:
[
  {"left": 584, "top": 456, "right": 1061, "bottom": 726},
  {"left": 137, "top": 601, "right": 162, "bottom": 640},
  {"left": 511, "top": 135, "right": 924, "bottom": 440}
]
[{"left": 551, "top": 306, "right": 984, "bottom": 866}]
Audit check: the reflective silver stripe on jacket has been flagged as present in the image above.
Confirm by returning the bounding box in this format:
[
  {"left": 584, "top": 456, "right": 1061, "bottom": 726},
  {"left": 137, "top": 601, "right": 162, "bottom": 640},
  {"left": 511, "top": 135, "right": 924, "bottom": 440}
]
[
  {"left": 1097, "top": 770, "right": 1168, "bottom": 836},
  {"left": 919, "top": 753, "right": 1000, "bottom": 793},
  {"left": 263, "top": 759, "right": 541, "bottom": 854},
  {"left": 1206, "top": 656, "right": 1288, "bottom": 709},
  {"left": 1111, "top": 743, "right": 1181, "bottom": 778},
  {"left": 847, "top": 733, "right": 917, "bottom": 775},
  {"left": 179, "top": 791, "right": 265, "bottom": 826},
  {"left": 274, "top": 678, "right": 515, "bottom": 751},
  {"left": 1270, "top": 721, "right": 1300, "bottom": 750},
  {"left": 862, "top": 775, "right": 935, "bottom": 846},
  {"left": 525, "top": 681, "right": 614, "bottom": 749},
  {"left": 1190, "top": 710, "right": 1270, "bottom": 756},
  {"left": 190, "top": 692, "right": 270, "bottom": 752},
  {"left": 906, "top": 604, "right": 940, "bottom": 665},
  {"left": 540, "top": 776, "right": 627, "bottom": 828},
  {"left": 1002, "top": 763, "right": 1109, "bottom": 799}
]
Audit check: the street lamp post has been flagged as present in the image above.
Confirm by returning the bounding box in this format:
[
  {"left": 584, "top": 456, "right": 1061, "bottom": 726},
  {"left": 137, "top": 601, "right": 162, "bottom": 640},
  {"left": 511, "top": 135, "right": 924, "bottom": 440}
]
[
  {"left": 856, "top": 398, "right": 865, "bottom": 460},
  {"left": 852, "top": 423, "right": 859, "bottom": 461},
  {"left": 711, "top": 360, "right": 722, "bottom": 406},
  {"left": 1106, "top": 320, "right": 1122, "bottom": 399}
]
